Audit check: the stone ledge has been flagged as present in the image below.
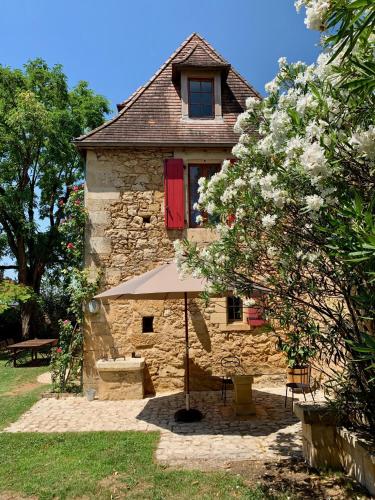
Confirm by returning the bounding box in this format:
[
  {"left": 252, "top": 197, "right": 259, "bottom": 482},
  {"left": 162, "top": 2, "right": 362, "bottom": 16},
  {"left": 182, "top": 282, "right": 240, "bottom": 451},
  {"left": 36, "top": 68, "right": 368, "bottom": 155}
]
[
  {"left": 294, "top": 401, "right": 337, "bottom": 426},
  {"left": 294, "top": 402, "right": 375, "bottom": 496}
]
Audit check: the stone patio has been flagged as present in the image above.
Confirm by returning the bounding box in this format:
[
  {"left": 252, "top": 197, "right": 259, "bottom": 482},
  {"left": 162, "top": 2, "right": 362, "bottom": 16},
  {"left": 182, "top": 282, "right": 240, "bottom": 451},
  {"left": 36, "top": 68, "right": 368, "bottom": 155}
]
[{"left": 4, "top": 387, "right": 317, "bottom": 468}]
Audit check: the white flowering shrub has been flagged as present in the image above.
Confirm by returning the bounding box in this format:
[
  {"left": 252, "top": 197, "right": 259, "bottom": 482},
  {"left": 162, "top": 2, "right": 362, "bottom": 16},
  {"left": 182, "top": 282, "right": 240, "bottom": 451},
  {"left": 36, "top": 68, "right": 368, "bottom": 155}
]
[{"left": 178, "top": 1, "right": 375, "bottom": 429}]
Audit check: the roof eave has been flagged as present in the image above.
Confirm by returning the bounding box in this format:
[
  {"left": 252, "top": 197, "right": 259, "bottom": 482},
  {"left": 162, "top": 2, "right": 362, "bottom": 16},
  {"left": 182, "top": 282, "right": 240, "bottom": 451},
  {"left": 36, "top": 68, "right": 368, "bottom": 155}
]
[{"left": 73, "top": 140, "right": 237, "bottom": 149}]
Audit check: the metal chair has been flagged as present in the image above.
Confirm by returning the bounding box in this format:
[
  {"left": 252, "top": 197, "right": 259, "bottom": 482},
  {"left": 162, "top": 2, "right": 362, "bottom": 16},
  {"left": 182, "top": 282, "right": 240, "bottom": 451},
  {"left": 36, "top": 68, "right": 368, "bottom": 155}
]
[
  {"left": 285, "top": 366, "right": 316, "bottom": 409},
  {"left": 220, "top": 355, "right": 242, "bottom": 405}
]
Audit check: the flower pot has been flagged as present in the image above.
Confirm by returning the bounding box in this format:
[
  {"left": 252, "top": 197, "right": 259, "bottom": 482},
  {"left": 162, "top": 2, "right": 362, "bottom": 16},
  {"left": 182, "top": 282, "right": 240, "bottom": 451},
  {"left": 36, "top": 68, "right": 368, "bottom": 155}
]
[{"left": 287, "top": 365, "right": 309, "bottom": 384}]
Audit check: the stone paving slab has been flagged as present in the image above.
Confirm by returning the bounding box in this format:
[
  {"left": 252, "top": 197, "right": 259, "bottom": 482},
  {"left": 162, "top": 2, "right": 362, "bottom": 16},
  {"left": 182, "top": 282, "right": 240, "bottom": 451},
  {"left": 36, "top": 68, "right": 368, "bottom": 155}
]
[{"left": 4, "top": 387, "right": 318, "bottom": 467}]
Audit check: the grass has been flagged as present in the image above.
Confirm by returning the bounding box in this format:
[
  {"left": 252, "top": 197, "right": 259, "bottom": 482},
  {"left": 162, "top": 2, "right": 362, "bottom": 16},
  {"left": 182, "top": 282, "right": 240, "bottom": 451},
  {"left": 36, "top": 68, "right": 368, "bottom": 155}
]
[
  {"left": 0, "top": 432, "right": 278, "bottom": 500},
  {"left": 0, "top": 353, "right": 50, "bottom": 430},
  {"left": 0, "top": 355, "right": 289, "bottom": 500}
]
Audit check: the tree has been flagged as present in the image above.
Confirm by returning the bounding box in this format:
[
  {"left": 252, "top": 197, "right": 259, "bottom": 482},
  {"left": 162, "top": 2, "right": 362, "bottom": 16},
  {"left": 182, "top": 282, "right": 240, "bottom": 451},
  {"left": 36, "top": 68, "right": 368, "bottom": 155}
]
[
  {"left": 0, "top": 59, "right": 109, "bottom": 337},
  {"left": 177, "top": 0, "right": 375, "bottom": 429}
]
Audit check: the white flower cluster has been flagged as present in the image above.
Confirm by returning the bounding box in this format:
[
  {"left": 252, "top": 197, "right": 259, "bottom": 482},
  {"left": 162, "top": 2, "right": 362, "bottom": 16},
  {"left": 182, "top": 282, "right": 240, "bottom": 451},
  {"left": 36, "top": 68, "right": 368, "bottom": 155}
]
[
  {"left": 245, "top": 96, "right": 260, "bottom": 112},
  {"left": 261, "top": 214, "right": 277, "bottom": 229},
  {"left": 350, "top": 126, "right": 375, "bottom": 160},
  {"left": 295, "top": 0, "right": 330, "bottom": 31},
  {"left": 300, "top": 142, "right": 329, "bottom": 180},
  {"left": 234, "top": 110, "right": 250, "bottom": 134},
  {"left": 232, "top": 143, "right": 248, "bottom": 159},
  {"left": 305, "top": 194, "right": 324, "bottom": 211}
]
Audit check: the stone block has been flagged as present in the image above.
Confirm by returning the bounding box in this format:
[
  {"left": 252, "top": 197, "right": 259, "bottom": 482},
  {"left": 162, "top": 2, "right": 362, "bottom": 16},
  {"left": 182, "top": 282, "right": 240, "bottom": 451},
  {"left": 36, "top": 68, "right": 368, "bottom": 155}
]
[
  {"left": 89, "top": 211, "right": 110, "bottom": 225},
  {"left": 89, "top": 237, "right": 111, "bottom": 255}
]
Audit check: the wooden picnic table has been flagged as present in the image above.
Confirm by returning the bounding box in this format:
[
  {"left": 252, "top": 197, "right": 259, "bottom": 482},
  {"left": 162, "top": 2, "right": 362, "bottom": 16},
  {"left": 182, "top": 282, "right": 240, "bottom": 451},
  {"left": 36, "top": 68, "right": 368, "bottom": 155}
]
[{"left": 7, "top": 339, "right": 58, "bottom": 367}]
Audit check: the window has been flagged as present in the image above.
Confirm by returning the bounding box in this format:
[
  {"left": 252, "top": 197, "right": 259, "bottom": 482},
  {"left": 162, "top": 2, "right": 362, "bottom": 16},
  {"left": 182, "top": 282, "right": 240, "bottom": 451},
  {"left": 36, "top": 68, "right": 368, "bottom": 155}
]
[
  {"left": 142, "top": 316, "right": 154, "bottom": 333},
  {"left": 188, "top": 79, "right": 214, "bottom": 118},
  {"left": 227, "top": 297, "right": 243, "bottom": 322},
  {"left": 189, "top": 164, "right": 220, "bottom": 227}
]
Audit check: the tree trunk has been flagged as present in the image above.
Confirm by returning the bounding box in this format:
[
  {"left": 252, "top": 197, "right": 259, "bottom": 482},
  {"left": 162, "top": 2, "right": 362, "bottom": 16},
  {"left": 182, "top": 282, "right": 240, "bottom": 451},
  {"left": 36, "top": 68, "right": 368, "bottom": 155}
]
[{"left": 20, "top": 299, "right": 38, "bottom": 339}]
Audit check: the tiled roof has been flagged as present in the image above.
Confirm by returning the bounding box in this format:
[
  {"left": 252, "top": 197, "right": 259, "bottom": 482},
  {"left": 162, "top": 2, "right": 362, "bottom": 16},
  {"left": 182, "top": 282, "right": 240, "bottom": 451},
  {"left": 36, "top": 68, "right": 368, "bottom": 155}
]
[
  {"left": 75, "top": 33, "right": 260, "bottom": 148},
  {"left": 172, "top": 43, "right": 229, "bottom": 69}
]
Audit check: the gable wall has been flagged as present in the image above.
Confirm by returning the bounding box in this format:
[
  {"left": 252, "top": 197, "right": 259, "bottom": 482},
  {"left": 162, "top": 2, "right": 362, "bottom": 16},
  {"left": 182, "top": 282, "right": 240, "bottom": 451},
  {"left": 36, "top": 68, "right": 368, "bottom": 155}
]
[{"left": 84, "top": 148, "right": 285, "bottom": 395}]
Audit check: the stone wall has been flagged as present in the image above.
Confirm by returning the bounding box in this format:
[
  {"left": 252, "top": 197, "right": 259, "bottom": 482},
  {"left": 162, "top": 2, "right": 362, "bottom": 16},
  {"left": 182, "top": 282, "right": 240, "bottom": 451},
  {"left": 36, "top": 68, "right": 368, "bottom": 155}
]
[{"left": 84, "top": 148, "right": 286, "bottom": 394}]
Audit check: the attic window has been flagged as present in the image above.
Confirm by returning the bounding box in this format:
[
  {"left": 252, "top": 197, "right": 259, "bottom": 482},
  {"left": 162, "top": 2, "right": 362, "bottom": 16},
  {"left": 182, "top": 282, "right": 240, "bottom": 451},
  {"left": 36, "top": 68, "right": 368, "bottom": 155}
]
[{"left": 188, "top": 79, "right": 214, "bottom": 119}]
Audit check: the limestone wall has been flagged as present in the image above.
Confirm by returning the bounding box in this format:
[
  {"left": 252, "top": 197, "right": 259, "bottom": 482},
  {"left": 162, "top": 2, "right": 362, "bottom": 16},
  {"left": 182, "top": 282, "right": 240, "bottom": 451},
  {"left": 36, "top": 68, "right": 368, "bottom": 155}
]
[{"left": 84, "top": 148, "right": 285, "bottom": 394}]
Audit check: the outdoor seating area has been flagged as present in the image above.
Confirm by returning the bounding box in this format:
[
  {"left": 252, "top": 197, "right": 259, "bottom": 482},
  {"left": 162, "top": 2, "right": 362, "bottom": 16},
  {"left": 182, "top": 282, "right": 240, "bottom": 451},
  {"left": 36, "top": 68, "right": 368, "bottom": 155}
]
[
  {"left": 5, "top": 386, "right": 318, "bottom": 466},
  {"left": 1, "top": 338, "right": 58, "bottom": 367}
]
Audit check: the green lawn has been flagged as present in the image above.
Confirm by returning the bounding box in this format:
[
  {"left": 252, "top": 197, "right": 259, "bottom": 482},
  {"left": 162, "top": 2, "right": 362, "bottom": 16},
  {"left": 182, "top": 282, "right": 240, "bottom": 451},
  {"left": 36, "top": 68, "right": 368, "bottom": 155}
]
[
  {"left": 0, "top": 356, "right": 287, "bottom": 500},
  {"left": 0, "top": 353, "right": 50, "bottom": 430}
]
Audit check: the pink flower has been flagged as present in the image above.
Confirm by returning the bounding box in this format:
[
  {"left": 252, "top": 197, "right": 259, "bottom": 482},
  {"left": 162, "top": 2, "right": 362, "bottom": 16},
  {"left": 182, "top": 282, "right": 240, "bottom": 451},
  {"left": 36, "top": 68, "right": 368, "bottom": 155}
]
[
  {"left": 63, "top": 319, "right": 70, "bottom": 325},
  {"left": 56, "top": 347, "right": 62, "bottom": 353},
  {"left": 66, "top": 242, "right": 74, "bottom": 250},
  {"left": 74, "top": 199, "right": 81, "bottom": 206},
  {"left": 73, "top": 185, "right": 79, "bottom": 192}
]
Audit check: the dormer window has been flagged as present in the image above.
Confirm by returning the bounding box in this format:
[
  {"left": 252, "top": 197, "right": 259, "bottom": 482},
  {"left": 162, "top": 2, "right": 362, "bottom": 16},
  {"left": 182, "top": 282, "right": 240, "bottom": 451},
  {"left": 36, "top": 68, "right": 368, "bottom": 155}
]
[{"left": 188, "top": 79, "right": 214, "bottom": 119}]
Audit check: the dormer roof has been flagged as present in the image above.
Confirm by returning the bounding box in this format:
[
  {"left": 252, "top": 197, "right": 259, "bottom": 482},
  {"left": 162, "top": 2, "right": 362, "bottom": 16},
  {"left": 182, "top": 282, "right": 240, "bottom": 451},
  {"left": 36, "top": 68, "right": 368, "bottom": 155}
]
[{"left": 74, "top": 33, "right": 260, "bottom": 149}]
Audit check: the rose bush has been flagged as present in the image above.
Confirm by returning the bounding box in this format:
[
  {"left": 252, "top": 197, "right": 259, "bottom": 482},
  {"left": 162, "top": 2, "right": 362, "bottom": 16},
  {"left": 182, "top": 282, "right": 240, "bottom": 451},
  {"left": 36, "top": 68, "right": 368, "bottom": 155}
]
[{"left": 50, "top": 185, "right": 100, "bottom": 392}]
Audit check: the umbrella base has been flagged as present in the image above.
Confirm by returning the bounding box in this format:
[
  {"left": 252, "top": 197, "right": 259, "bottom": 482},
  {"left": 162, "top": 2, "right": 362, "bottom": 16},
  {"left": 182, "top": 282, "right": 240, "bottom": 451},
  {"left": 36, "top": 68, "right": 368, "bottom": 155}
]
[{"left": 174, "top": 408, "right": 203, "bottom": 422}]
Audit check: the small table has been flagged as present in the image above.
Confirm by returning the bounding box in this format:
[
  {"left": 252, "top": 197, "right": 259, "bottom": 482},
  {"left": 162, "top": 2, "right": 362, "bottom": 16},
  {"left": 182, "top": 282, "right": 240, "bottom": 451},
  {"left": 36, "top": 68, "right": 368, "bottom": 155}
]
[
  {"left": 7, "top": 339, "right": 57, "bottom": 367},
  {"left": 231, "top": 374, "right": 256, "bottom": 416}
]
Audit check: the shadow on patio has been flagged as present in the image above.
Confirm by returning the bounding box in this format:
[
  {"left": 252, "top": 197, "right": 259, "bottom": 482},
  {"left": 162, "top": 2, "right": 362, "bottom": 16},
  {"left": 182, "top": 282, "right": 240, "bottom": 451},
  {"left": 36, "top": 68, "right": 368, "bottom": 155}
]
[{"left": 136, "top": 388, "right": 301, "bottom": 437}]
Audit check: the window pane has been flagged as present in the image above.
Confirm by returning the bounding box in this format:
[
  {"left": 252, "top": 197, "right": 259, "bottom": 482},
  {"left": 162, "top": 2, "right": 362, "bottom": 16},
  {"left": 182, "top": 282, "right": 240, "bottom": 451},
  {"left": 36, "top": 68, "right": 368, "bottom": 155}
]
[
  {"left": 227, "top": 297, "right": 243, "bottom": 322},
  {"left": 190, "top": 93, "right": 203, "bottom": 105},
  {"left": 201, "top": 93, "right": 212, "bottom": 105},
  {"left": 189, "top": 80, "right": 201, "bottom": 92},
  {"left": 189, "top": 104, "right": 203, "bottom": 117},
  {"left": 201, "top": 81, "right": 212, "bottom": 92},
  {"left": 202, "top": 104, "right": 213, "bottom": 116}
]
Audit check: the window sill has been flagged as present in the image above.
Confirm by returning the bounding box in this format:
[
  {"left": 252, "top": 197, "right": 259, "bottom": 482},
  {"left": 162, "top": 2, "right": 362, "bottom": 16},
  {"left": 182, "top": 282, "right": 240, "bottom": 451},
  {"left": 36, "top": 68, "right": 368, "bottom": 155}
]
[
  {"left": 219, "top": 323, "right": 251, "bottom": 332},
  {"left": 181, "top": 116, "right": 224, "bottom": 124}
]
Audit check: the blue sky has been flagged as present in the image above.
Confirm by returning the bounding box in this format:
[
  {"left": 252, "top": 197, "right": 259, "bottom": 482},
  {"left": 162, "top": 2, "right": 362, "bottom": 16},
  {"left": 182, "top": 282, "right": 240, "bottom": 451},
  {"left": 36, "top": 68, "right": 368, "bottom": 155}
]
[
  {"left": 0, "top": 0, "right": 320, "bottom": 277},
  {"left": 0, "top": 0, "right": 320, "bottom": 114}
]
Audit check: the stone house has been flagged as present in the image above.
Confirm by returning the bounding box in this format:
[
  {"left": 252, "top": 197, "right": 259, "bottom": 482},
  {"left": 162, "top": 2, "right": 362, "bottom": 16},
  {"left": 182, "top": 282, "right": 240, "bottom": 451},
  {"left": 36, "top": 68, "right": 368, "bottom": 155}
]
[{"left": 75, "top": 33, "right": 285, "bottom": 397}]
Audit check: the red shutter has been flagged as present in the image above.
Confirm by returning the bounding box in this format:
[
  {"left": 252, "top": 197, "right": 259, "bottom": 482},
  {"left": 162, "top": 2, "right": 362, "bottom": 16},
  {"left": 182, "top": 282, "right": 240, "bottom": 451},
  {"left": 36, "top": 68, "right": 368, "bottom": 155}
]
[{"left": 164, "top": 159, "right": 185, "bottom": 229}]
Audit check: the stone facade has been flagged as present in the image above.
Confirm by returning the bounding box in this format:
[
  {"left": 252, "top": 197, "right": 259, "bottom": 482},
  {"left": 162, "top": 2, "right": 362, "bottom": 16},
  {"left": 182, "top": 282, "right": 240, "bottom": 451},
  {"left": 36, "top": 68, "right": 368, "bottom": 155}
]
[{"left": 84, "top": 148, "right": 286, "bottom": 395}]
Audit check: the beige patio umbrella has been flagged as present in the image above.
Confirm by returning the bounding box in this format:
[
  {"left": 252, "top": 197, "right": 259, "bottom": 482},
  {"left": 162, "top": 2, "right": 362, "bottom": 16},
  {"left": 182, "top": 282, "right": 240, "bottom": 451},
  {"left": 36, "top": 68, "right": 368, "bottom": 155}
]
[{"left": 95, "top": 261, "right": 210, "bottom": 422}]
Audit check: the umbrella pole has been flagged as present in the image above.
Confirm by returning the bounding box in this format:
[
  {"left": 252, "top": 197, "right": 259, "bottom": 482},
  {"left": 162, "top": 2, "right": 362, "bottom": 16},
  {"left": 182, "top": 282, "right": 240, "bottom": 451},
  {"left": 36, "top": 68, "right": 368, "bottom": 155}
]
[
  {"left": 174, "top": 292, "right": 202, "bottom": 423},
  {"left": 184, "top": 292, "right": 190, "bottom": 411}
]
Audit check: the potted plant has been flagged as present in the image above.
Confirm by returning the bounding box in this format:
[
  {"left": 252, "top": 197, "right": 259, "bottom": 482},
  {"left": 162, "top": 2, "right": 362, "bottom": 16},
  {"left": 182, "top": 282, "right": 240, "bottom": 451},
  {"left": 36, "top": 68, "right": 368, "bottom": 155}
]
[{"left": 277, "top": 331, "right": 316, "bottom": 384}]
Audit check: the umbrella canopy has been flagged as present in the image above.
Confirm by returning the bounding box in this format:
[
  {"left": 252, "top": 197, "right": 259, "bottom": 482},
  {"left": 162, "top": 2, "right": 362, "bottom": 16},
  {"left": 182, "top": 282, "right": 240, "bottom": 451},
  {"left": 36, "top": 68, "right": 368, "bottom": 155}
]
[
  {"left": 95, "top": 261, "right": 210, "bottom": 422},
  {"left": 95, "top": 261, "right": 208, "bottom": 300}
]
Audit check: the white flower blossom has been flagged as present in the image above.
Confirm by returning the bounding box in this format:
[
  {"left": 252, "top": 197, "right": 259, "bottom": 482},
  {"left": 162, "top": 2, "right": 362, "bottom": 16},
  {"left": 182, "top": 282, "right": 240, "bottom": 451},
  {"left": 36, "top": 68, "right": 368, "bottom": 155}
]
[
  {"left": 297, "top": 0, "right": 330, "bottom": 31},
  {"left": 261, "top": 214, "right": 278, "bottom": 229},
  {"left": 245, "top": 96, "right": 260, "bottom": 111},
  {"left": 305, "top": 194, "right": 324, "bottom": 211},
  {"left": 257, "top": 135, "right": 273, "bottom": 156},
  {"left": 285, "top": 136, "right": 304, "bottom": 158},
  {"left": 350, "top": 126, "right": 375, "bottom": 160},
  {"left": 296, "top": 93, "right": 317, "bottom": 115},
  {"left": 265, "top": 78, "right": 279, "bottom": 94},
  {"left": 278, "top": 56, "right": 288, "bottom": 68},
  {"left": 234, "top": 111, "right": 250, "bottom": 134},
  {"left": 239, "top": 133, "right": 250, "bottom": 144},
  {"left": 232, "top": 143, "right": 247, "bottom": 159},
  {"left": 206, "top": 202, "right": 216, "bottom": 215},
  {"left": 195, "top": 214, "right": 204, "bottom": 225},
  {"left": 300, "top": 142, "right": 329, "bottom": 178}
]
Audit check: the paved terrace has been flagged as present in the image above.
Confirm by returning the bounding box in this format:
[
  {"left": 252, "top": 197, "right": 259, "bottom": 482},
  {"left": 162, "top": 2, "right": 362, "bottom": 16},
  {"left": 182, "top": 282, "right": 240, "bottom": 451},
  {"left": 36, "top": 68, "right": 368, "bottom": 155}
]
[{"left": 4, "top": 387, "right": 318, "bottom": 468}]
